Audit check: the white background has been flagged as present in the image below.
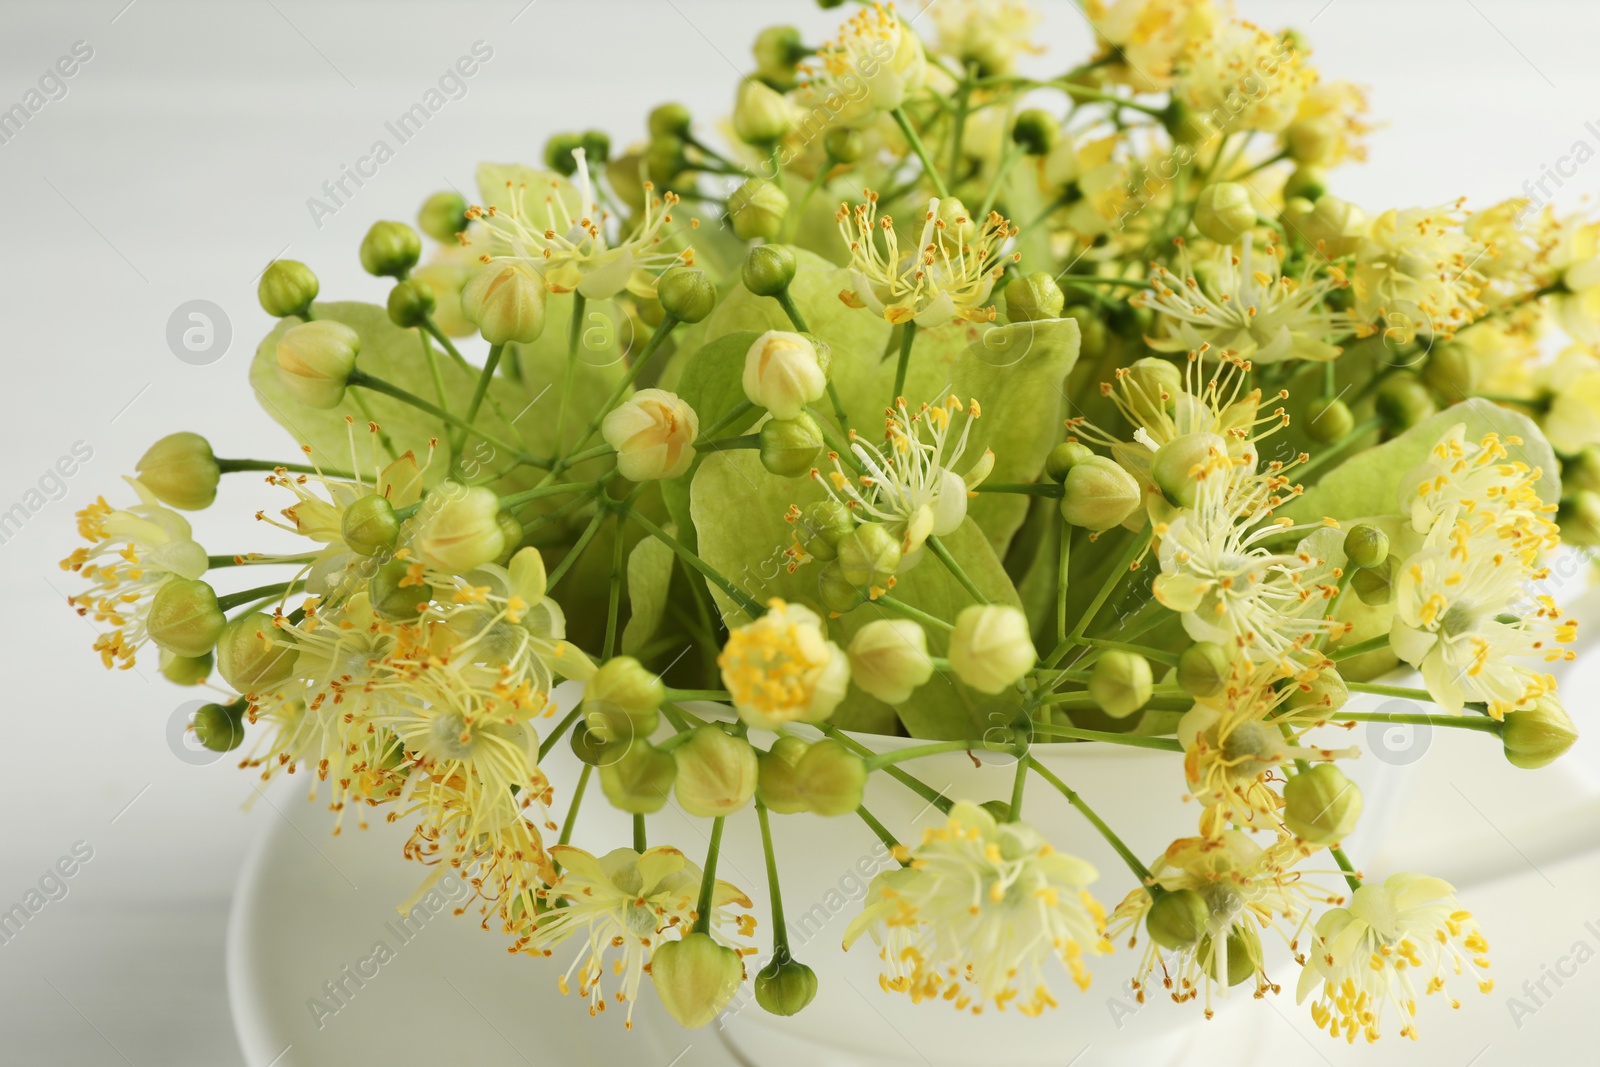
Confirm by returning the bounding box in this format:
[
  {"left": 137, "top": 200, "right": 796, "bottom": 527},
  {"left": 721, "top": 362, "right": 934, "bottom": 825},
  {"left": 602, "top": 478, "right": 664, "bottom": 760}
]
[{"left": 4, "top": 0, "right": 1600, "bottom": 1064}]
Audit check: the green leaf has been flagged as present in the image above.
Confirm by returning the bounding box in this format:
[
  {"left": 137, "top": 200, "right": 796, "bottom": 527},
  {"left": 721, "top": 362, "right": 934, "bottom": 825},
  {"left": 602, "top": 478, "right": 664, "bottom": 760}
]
[
  {"left": 621, "top": 527, "right": 677, "bottom": 655},
  {"left": 674, "top": 330, "right": 763, "bottom": 435}
]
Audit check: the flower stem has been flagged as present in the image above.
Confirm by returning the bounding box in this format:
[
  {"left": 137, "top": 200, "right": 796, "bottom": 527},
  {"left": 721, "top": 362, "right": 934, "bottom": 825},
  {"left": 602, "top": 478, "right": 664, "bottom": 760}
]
[
  {"left": 755, "top": 802, "right": 791, "bottom": 956},
  {"left": 1343, "top": 681, "right": 1433, "bottom": 701},
  {"left": 821, "top": 724, "right": 953, "bottom": 815},
  {"left": 621, "top": 506, "right": 765, "bottom": 619},
  {"left": 699, "top": 399, "right": 757, "bottom": 442},
  {"left": 891, "top": 320, "right": 918, "bottom": 403},
  {"left": 1324, "top": 711, "right": 1501, "bottom": 734},
  {"left": 634, "top": 813, "right": 648, "bottom": 854},
  {"left": 558, "top": 764, "right": 591, "bottom": 849},
  {"left": 692, "top": 816, "right": 727, "bottom": 934},
  {"left": 698, "top": 433, "right": 762, "bottom": 452},
  {"left": 492, "top": 480, "right": 599, "bottom": 515},
  {"left": 1054, "top": 526, "right": 1151, "bottom": 662},
  {"left": 1027, "top": 757, "right": 1155, "bottom": 885},
  {"left": 925, "top": 535, "right": 988, "bottom": 605},
  {"left": 1027, "top": 723, "right": 1184, "bottom": 752},
  {"left": 855, "top": 804, "right": 906, "bottom": 863},
  {"left": 206, "top": 552, "right": 319, "bottom": 569},
  {"left": 563, "top": 313, "right": 681, "bottom": 462},
  {"left": 461, "top": 342, "right": 503, "bottom": 442},
  {"left": 346, "top": 369, "right": 545, "bottom": 467},
  {"left": 604, "top": 511, "right": 627, "bottom": 659},
  {"left": 1056, "top": 522, "right": 1071, "bottom": 647},
  {"left": 555, "top": 293, "right": 587, "bottom": 453},
  {"left": 1007, "top": 759, "right": 1028, "bottom": 822},
  {"left": 890, "top": 108, "right": 950, "bottom": 199},
  {"left": 863, "top": 739, "right": 976, "bottom": 771},
  {"left": 216, "top": 581, "right": 300, "bottom": 612},
  {"left": 215, "top": 458, "right": 356, "bottom": 480},
  {"left": 1329, "top": 633, "right": 1390, "bottom": 662},
  {"left": 1078, "top": 637, "right": 1179, "bottom": 667},
  {"left": 1329, "top": 845, "right": 1362, "bottom": 892},
  {"left": 664, "top": 689, "right": 732, "bottom": 702},
  {"left": 976, "top": 142, "right": 1026, "bottom": 222},
  {"left": 874, "top": 594, "right": 954, "bottom": 632},
  {"left": 545, "top": 509, "right": 608, "bottom": 589},
  {"left": 773, "top": 288, "right": 810, "bottom": 333}
]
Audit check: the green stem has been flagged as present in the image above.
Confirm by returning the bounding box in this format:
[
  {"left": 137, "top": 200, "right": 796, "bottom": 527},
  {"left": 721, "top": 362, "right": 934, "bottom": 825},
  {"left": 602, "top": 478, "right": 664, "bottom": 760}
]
[
  {"left": 1027, "top": 757, "right": 1155, "bottom": 885},
  {"left": 1329, "top": 845, "right": 1362, "bottom": 892},
  {"left": 1343, "top": 681, "right": 1433, "bottom": 702},
  {"left": 698, "top": 433, "right": 762, "bottom": 452},
  {"left": 555, "top": 294, "right": 587, "bottom": 455},
  {"left": 1079, "top": 637, "right": 1179, "bottom": 667},
  {"left": 346, "top": 370, "right": 543, "bottom": 467},
  {"left": 463, "top": 343, "right": 503, "bottom": 432},
  {"left": 216, "top": 581, "right": 300, "bottom": 612},
  {"left": 821, "top": 725, "right": 952, "bottom": 814},
  {"left": 1007, "top": 759, "right": 1028, "bottom": 822},
  {"left": 925, "top": 535, "right": 988, "bottom": 605},
  {"left": 1323, "top": 711, "right": 1500, "bottom": 734},
  {"left": 755, "top": 803, "right": 791, "bottom": 956},
  {"left": 663, "top": 689, "right": 732, "bottom": 702},
  {"left": 622, "top": 506, "right": 764, "bottom": 619},
  {"left": 206, "top": 552, "right": 318, "bottom": 569},
  {"left": 1028, "top": 723, "right": 1184, "bottom": 752},
  {"left": 419, "top": 326, "right": 450, "bottom": 412},
  {"left": 564, "top": 313, "right": 680, "bottom": 462},
  {"left": 1329, "top": 633, "right": 1390, "bottom": 662},
  {"left": 890, "top": 108, "right": 950, "bottom": 199},
  {"left": 855, "top": 804, "right": 905, "bottom": 862},
  {"left": 978, "top": 482, "right": 1063, "bottom": 497},
  {"left": 784, "top": 161, "right": 833, "bottom": 244},
  {"left": 691, "top": 816, "right": 727, "bottom": 934},
  {"left": 863, "top": 739, "right": 975, "bottom": 771},
  {"left": 773, "top": 288, "right": 810, "bottom": 333},
  {"left": 1055, "top": 522, "right": 1071, "bottom": 647},
  {"left": 891, "top": 321, "right": 918, "bottom": 403},
  {"left": 558, "top": 764, "right": 591, "bottom": 848},
  {"left": 1065, "top": 527, "right": 1151, "bottom": 648},
  {"left": 215, "top": 458, "right": 356, "bottom": 480},
  {"left": 875, "top": 595, "right": 954, "bottom": 632},
  {"left": 975, "top": 142, "right": 1026, "bottom": 222},
  {"left": 700, "top": 400, "right": 757, "bottom": 442},
  {"left": 604, "top": 511, "right": 627, "bottom": 659},
  {"left": 546, "top": 509, "right": 607, "bottom": 589},
  {"left": 492, "top": 480, "right": 599, "bottom": 515},
  {"left": 634, "top": 813, "right": 648, "bottom": 854}
]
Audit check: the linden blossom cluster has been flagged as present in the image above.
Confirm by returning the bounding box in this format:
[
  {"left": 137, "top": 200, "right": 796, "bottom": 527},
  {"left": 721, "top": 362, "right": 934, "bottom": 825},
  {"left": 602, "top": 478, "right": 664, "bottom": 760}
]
[{"left": 61, "top": 0, "right": 1600, "bottom": 1044}]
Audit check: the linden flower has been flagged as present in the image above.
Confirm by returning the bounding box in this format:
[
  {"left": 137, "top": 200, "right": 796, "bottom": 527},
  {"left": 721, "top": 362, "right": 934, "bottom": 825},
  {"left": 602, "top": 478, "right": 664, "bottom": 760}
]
[
  {"left": 718, "top": 599, "right": 849, "bottom": 731},
  {"left": 1537, "top": 348, "right": 1600, "bottom": 455},
  {"left": 467, "top": 149, "right": 691, "bottom": 300},
  {"left": 796, "top": 2, "right": 927, "bottom": 127},
  {"left": 1464, "top": 199, "right": 1562, "bottom": 307},
  {"left": 1548, "top": 215, "right": 1600, "bottom": 345},
  {"left": 838, "top": 193, "right": 1019, "bottom": 327},
  {"left": 519, "top": 845, "right": 754, "bottom": 1028},
  {"left": 61, "top": 478, "right": 209, "bottom": 670},
  {"left": 1296, "top": 873, "right": 1492, "bottom": 1042},
  {"left": 1085, "top": 0, "right": 1219, "bottom": 93},
  {"left": 1135, "top": 236, "right": 1356, "bottom": 364},
  {"left": 1175, "top": 17, "right": 1311, "bottom": 134},
  {"left": 843, "top": 801, "right": 1108, "bottom": 1016},
  {"left": 1402, "top": 425, "right": 1555, "bottom": 540},
  {"left": 1283, "top": 77, "right": 1372, "bottom": 168},
  {"left": 931, "top": 0, "right": 1041, "bottom": 77},
  {"left": 1350, "top": 202, "right": 1488, "bottom": 344},
  {"left": 812, "top": 394, "right": 994, "bottom": 560},
  {"left": 1040, "top": 134, "right": 1133, "bottom": 239}
]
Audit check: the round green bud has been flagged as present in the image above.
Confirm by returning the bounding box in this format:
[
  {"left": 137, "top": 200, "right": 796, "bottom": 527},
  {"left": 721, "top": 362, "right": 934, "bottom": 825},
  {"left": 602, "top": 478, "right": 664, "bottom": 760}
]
[
  {"left": 823, "top": 126, "right": 864, "bottom": 164},
  {"left": 1350, "top": 555, "right": 1397, "bottom": 606},
  {"left": 340, "top": 495, "right": 400, "bottom": 557},
  {"left": 137, "top": 431, "right": 220, "bottom": 511},
  {"left": 648, "top": 102, "right": 692, "bottom": 140},
  {"left": 645, "top": 134, "right": 688, "bottom": 183},
  {"left": 598, "top": 739, "right": 677, "bottom": 814},
  {"left": 1059, "top": 455, "right": 1142, "bottom": 532},
  {"left": 795, "top": 499, "right": 854, "bottom": 562},
  {"left": 1375, "top": 373, "right": 1437, "bottom": 434},
  {"left": 817, "top": 561, "right": 867, "bottom": 614},
  {"left": 650, "top": 932, "right": 744, "bottom": 1030},
  {"left": 835, "top": 523, "right": 902, "bottom": 591},
  {"left": 1005, "top": 271, "right": 1065, "bottom": 323},
  {"left": 543, "top": 132, "right": 584, "bottom": 176},
  {"left": 370, "top": 558, "right": 432, "bottom": 620},
  {"left": 1045, "top": 441, "right": 1094, "bottom": 482},
  {"left": 580, "top": 130, "right": 611, "bottom": 165},
  {"left": 216, "top": 612, "right": 300, "bottom": 693},
  {"left": 1305, "top": 397, "right": 1354, "bottom": 444},
  {"left": 1145, "top": 887, "right": 1209, "bottom": 950},
  {"left": 193, "top": 702, "right": 246, "bottom": 754},
  {"left": 1283, "top": 763, "right": 1363, "bottom": 844},
  {"left": 1423, "top": 341, "right": 1477, "bottom": 403},
  {"left": 606, "top": 152, "right": 649, "bottom": 214},
  {"left": 587, "top": 656, "right": 666, "bottom": 718},
  {"left": 948, "top": 604, "right": 1037, "bottom": 695},
  {"left": 755, "top": 955, "right": 817, "bottom": 1016},
  {"left": 461, "top": 262, "right": 547, "bottom": 345},
  {"left": 1202, "top": 926, "right": 1260, "bottom": 988},
  {"left": 276, "top": 319, "right": 359, "bottom": 409},
  {"left": 673, "top": 724, "right": 759, "bottom": 817},
  {"left": 1088, "top": 650, "right": 1153, "bottom": 719},
  {"left": 1282, "top": 165, "right": 1327, "bottom": 203},
  {"left": 759, "top": 413, "right": 825, "bottom": 478},
  {"left": 1502, "top": 697, "right": 1579, "bottom": 769},
  {"left": 359, "top": 220, "right": 422, "bottom": 278},
  {"left": 569, "top": 719, "right": 610, "bottom": 767},
  {"left": 1176, "top": 642, "right": 1230, "bottom": 698},
  {"left": 1285, "top": 117, "right": 1337, "bottom": 166},
  {"left": 1193, "top": 182, "right": 1257, "bottom": 245},
  {"left": 743, "top": 244, "right": 798, "bottom": 298},
  {"left": 756, "top": 735, "right": 811, "bottom": 814},
  {"left": 795, "top": 738, "right": 867, "bottom": 816},
  {"left": 729, "top": 178, "right": 790, "bottom": 242},
  {"left": 1126, "top": 356, "right": 1183, "bottom": 403},
  {"left": 1011, "top": 109, "right": 1058, "bottom": 155},
  {"left": 657, "top": 265, "right": 717, "bottom": 324},
  {"left": 494, "top": 512, "right": 523, "bottom": 565},
  {"left": 1151, "top": 431, "right": 1226, "bottom": 508},
  {"left": 1287, "top": 669, "right": 1350, "bottom": 715},
  {"left": 159, "top": 649, "right": 213, "bottom": 686},
  {"left": 1064, "top": 305, "right": 1108, "bottom": 359},
  {"left": 753, "top": 25, "right": 807, "bottom": 90},
  {"left": 417, "top": 191, "right": 469, "bottom": 242},
  {"left": 935, "top": 197, "right": 976, "bottom": 244},
  {"left": 733, "top": 77, "right": 795, "bottom": 145},
  {"left": 148, "top": 578, "right": 226, "bottom": 658},
  {"left": 1557, "top": 490, "right": 1600, "bottom": 548},
  {"left": 979, "top": 799, "right": 1013, "bottom": 823},
  {"left": 386, "top": 278, "right": 437, "bottom": 329},
  {"left": 1343, "top": 524, "right": 1389, "bottom": 570},
  {"left": 257, "top": 259, "right": 320, "bottom": 319},
  {"left": 1300, "top": 195, "right": 1367, "bottom": 258}
]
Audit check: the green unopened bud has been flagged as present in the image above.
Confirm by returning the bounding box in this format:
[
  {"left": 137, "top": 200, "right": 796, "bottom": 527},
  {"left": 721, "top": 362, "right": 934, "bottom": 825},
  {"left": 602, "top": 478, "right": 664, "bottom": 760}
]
[
  {"left": 543, "top": 132, "right": 583, "bottom": 176},
  {"left": 848, "top": 619, "right": 933, "bottom": 705},
  {"left": 359, "top": 220, "right": 422, "bottom": 278},
  {"left": 580, "top": 130, "right": 610, "bottom": 164},
  {"left": 1005, "top": 271, "right": 1065, "bottom": 322},
  {"left": 935, "top": 197, "right": 976, "bottom": 245},
  {"left": 1060, "top": 455, "right": 1141, "bottom": 531},
  {"left": 461, "top": 262, "right": 547, "bottom": 344},
  {"left": 651, "top": 932, "right": 744, "bottom": 1029},
  {"left": 1282, "top": 166, "right": 1327, "bottom": 203},
  {"left": 276, "top": 320, "right": 359, "bottom": 409},
  {"left": 1502, "top": 696, "right": 1579, "bottom": 769},
  {"left": 1127, "top": 356, "right": 1182, "bottom": 403},
  {"left": 646, "top": 134, "right": 688, "bottom": 184},
  {"left": 657, "top": 265, "right": 717, "bottom": 324},
  {"left": 216, "top": 612, "right": 300, "bottom": 693},
  {"left": 742, "top": 244, "right": 797, "bottom": 297},
  {"left": 1299, "top": 195, "right": 1367, "bottom": 258},
  {"left": 817, "top": 562, "right": 867, "bottom": 613},
  {"left": 1286, "top": 668, "right": 1349, "bottom": 715},
  {"left": 730, "top": 178, "right": 790, "bottom": 242},
  {"left": 588, "top": 656, "right": 666, "bottom": 718},
  {"left": 796, "top": 738, "right": 867, "bottom": 815},
  {"left": 1423, "top": 342, "right": 1477, "bottom": 403},
  {"left": 1375, "top": 373, "right": 1437, "bottom": 434},
  {"left": 1177, "top": 641, "right": 1230, "bottom": 697},
  {"left": 979, "top": 799, "right": 1013, "bottom": 822},
  {"left": 414, "top": 484, "right": 506, "bottom": 574},
  {"left": 1202, "top": 925, "right": 1261, "bottom": 987},
  {"left": 598, "top": 739, "right": 677, "bottom": 813},
  {"left": 340, "top": 495, "right": 400, "bottom": 557},
  {"left": 160, "top": 649, "right": 213, "bottom": 686},
  {"left": 606, "top": 152, "right": 649, "bottom": 214},
  {"left": 1088, "top": 650, "right": 1153, "bottom": 719},
  {"left": 1350, "top": 554, "right": 1397, "bottom": 606},
  {"left": 137, "top": 432, "right": 220, "bottom": 511},
  {"left": 753, "top": 25, "right": 807, "bottom": 90},
  {"left": 759, "top": 413, "right": 824, "bottom": 477},
  {"left": 569, "top": 719, "right": 610, "bottom": 766},
  {"left": 370, "top": 558, "right": 432, "bottom": 620},
  {"left": 836, "top": 523, "right": 901, "bottom": 592},
  {"left": 795, "top": 499, "right": 853, "bottom": 562},
  {"left": 1045, "top": 441, "right": 1094, "bottom": 482},
  {"left": 823, "top": 126, "right": 864, "bottom": 163},
  {"left": 417, "top": 191, "right": 469, "bottom": 242},
  {"left": 148, "top": 578, "right": 225, "bottom": 658},
  {"left": 1283, "top": 763, "right": 1363, "bottom": 844},
  {"left": 193, "top": 702, "right": 246, "bottom": 753},
  {"left": 1011, "top": 109, "right": 1058, "bottom": 155},
  {"left": 1557, "top": 491, "right": 1600, "bottom": 548},
  {"left": 1306, "top": 397, "right": 1354, "bottom": 444},
  {"left": 1284, "top": 117, "right": 1337, "bottom": 165},
  {"left": 949, "top": 604, "right": 1036, "bottom": 695},
  {"left": 1146, "top": 887, "right": 1208, "bottom": 950},
  {"left": 648, "top": 102, "right": 692, "bottom": 140},
  {"left": 755, "top": 954, "right": 817, "bottom": 1016},
  {"left": 386, "top": 278, "right": 437, "bottom": 329},
  {"left": 1343, "top": 524, "right": 1389, "bottom": 570},
  {"left": 673, "top": 725, "right": 759, "bottom": 817},
  {"left": 1151, "top": 432, "right": 1226, "bottom": 508},
  {"left": 733, "top": 78, "right": 796, "bottom": 145},
  {"left": 1193, "top": 182, "right": 1257, "bottom": 244},
  {"left": 493, "top": 512, "right": 522, "bottom": 565},
  {"left": 257, "top": 259, "right": 319, "bottom": 319},
  {"left": 756, "top": 735, "right": 811, "bottom": 814}
]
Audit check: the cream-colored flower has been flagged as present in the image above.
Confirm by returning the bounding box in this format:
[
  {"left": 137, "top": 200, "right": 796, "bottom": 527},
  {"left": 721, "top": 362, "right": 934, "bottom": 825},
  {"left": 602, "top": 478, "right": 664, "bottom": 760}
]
[
  {"left": 1536, "top": 347, "right": 1600, "bottom": 455},
  {"left": 796, "top": 2, "right": 927, "bottom": 127},
  {"left": 1282, "top": 77, "right": 1371, "bottom": 167},
  {"left": 847, "top": 618, "right": 934, "bottom": 704},
  {"left": 743, "top": 331, "right": 828, "bottom": 420},
  {"left": 1351, "top": 202, "right": 1488, "bottom": 344},
  {"left": 1040, "top": 134, "right": 1134, "bottom": 239},
  {"left": 931, "top": 0, "right": 1041, "bottom": 77},
  {"left": 718, "top": 598, "right": 849, "bottom": 730},
  {"left": 1176, "top": 17, "right": 1311, "bottom": 134},
  {"left": 948, "top": 604, "right": 1036, "bottom": 694},
  {"left": 602, "top": 389, "right": 699, "bottom": 481},
  {"left": 1086, "top": 0, "right": 1219, "bottom": 93}
]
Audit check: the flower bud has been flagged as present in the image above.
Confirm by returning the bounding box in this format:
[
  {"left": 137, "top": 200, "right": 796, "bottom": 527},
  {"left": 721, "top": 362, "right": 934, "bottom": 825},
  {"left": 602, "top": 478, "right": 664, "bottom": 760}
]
[
  {"left": 1193, "top": 183, "right": 1257, "bottom": 245},
  {"left": 359, "top": 220, "right": 422, "bottom": 278},
  {"left": 847, "top": 619, "right": 933, "bottom": 704},
  {"left": 495, "top": 511, "right": 523, "bottom": 565},
  {"left": 1011, "top": 109, "right": 1058, "bottom": 155},
  {"left": 755, "top": 954, "right": 817, "bottom": 1016},
  {"left": 599, "top": 739, "right": 678, "bottom": 814},
  {"left": 1005, "top": 271, "right": 1065, "bottom": 323},
  {"left": 1306, "top": 397, "right": 1354, "bottom": 444},
  {"left": 370, "top": 558, "right": 432, "bottom": 620},
  {"left": 646, "top": 134, "right": 688, "bottom": 184},
  {"left": 1127, "top": 356, "right": 1182, "bottom": 403},
  {"left": 543, "top": 132, "right": 584, "bottom": 176},
  {"left": 1285, "top": 668, "right": 1349, "bottom": 715},
  {"left": 1059, "top": 456, "right": 1141, "bottom": 531},
  {"left": 148, "top": 578, "right": 226, "bottom": 658},
  {"left": 651, "top": 932, "right": 744, "bottom": 1029},
  {"left": 136, "top": 432, "right": 220, "bottom": 511},
  {"left": 757, "top": 735, "right": 811, "bottom": 814},
  {"left": 835, "top": 523, "right": 902, "bottom": 592},
  {"left": 1284, "top": 117, "right": 1336, "bottom": 165},
  {"left": 1151, "top": 432, "right": 1226, "bottom": 508},
  {"left": 1282, "top": 166, "right": 1327, "bottom": 203},
  {"left": 657, "top": 266, "right": 717, "bottom": 324},
  {"left": 413, "top": 484, "right": 506, "bottom": 574},
  {"left": 1202, "top": 926, "right": 1260, "bottom": 988},
  {"left": 795, "top": 499, "right": 853, "bottom": 562},
  {"left": 795, "top": 738, "right": 866, "bottom": 816},
  {"left": 508, "top": 545, "right": 549, "bottom": 605},
  {"left": 580, "top": 130, "right": 611, "bottom": 165},
  {"left": 1283, "top": 764, "right": 1363, "bottom": 844},
  {"left": 648, "top": 102, "right": 692, "bottom": 140},
  {"left": 753, "top": 25, "right": 807, "bottom": 91},
  {"left": 276, "top": 320, "right": 360, "bottom": 409},
  {"left": 160, "top": 649, "right": 213, "bottom": 686},
  {"left": 1423, "top": 342, "right": 1477, "bottom": 403},
  {"left": 216, "top": 612, "right": 300, "bottom": 693},
  {"left": 193, "top": 701, "right": 246, "bottom": 753},
  {"left": 730, "top": 178, "right": 791, "bottom": 242},
  {"left": 1343, "top": 524, "right": 1389, "bottom": 570},
  {"left": 1300, "top": 195, "right": 1367, "bottom": 258},
  {"left": 569, "top": 718, "right": 609, "bottom": 766},
  {"left": 461, "top": 262, "right": 547, "bottom": 344},
  {"left": 1557, "top": 491, "right": 1600, "bottom": 548},
  {"left": 817, "top": 562, "right": 868, "bottom": 614},
  {"left": 386, "top": 278, "right": 437, "bottom": 329},
  {"left": 257, "top": 259, "right": 319, "bottom": 319},
  {"left": 602, "top": 389, "right": 700, "bottom": 481},
  {"left": 1146, "top": 887, "right": 1208, "bottom": 950},
  {"left": 417, "top": 191, "right": 469, "bottom": 242},
  {"left": 1088, "top": 650, "right": 1152, "bottom": 719},
  {"left": 1350, "top": 554, "right": 1396, "bottom": 606},
  {"left": 1176, "top": 641, "right": 1230, "bottom": 697},
  {"left": 823, "top": 127, "right": 864, "bottom": 163},
  {"left": 759, "top": 413, "right": 825, "bottom": 478},
  {"left": 935, "top": 197, "right": 976, "bottom": 245},
  {"left": 742, "top": 244, "right": 797, "bottom": 297},
  {"left": 588, "top": 656, "right": 665, "bottom": 718},
  {"left": 339, "top": 494, "right": 400, "bottom": 557},
  {"left": 949, "top": 604, "right": 1036, "bottom": 694},
  {"left": 1502, "top": 696, "right": 1579, "bottom": 769},
  {"left": 1375, "top": 373, "right": 1437, "bottom": 434},
  {"left": 673, "top": 724, "right": 759, "bottom": 817},
  {"left": 733, "top": 78, "right": 796, "bottom": 145},
  {"left": 1045, "top": 441, "right": 1094, "bottom": 482},
  {"left": 744, "top": 331, "right": 827, "bottom": 418}
]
